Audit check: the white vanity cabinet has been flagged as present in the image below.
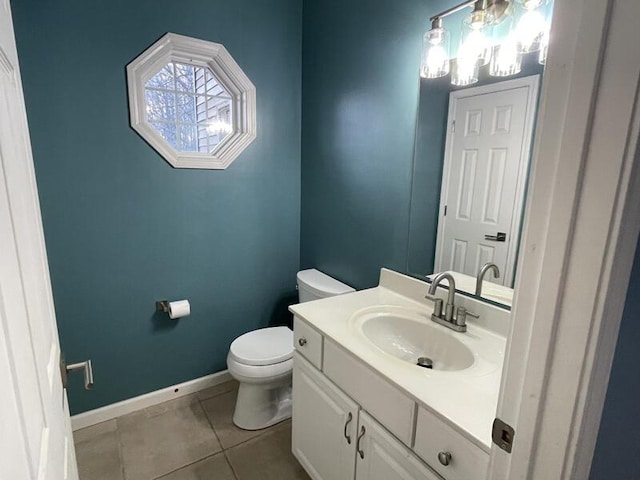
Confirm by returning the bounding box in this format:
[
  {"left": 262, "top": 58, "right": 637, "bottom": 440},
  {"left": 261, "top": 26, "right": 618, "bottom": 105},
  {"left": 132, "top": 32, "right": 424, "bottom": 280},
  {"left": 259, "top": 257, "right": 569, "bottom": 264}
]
[
  {"left": 292, "top": 315, "right": 492, "bottom": 480},
  {"left": 355, "top": 411, "right": 441, "bottom": 480},
  {"left": 293, "top": 352, "right": 440, "bottom": 480},
  {"left": 292, "top": 351, "right": 358, "bottom": 480}
]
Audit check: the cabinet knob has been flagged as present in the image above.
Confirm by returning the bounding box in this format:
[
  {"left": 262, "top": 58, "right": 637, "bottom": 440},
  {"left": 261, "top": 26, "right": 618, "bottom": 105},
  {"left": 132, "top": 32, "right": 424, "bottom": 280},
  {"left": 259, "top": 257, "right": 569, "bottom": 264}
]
[
  {"left": 298, "top": 337, "right": 307, "bottom": 347},
  {"left": 438, "top": 451, "right": 452, "bottom": 466}
]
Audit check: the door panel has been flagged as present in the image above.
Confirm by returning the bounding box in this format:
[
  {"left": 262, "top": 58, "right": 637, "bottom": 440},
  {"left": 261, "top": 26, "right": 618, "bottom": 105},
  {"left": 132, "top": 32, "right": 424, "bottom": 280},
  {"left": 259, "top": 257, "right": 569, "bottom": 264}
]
[
  {"left": 436, "top": 81, "right": 537, "bottom": 286},
  {"left": 0, "top": 2, "right": 77, "bottom": 478}
]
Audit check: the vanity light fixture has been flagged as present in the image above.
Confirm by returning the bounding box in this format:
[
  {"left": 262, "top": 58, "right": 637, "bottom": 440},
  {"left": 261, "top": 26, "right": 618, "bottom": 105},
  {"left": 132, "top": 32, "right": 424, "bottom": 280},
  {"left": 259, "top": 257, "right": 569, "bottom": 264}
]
[
  {"left": 490, "top": 18, "right": 523, "bottom": 76},
  {"left": 421, "top": 0, "right": 551, "bottom": 86},
  {"left": 538, "top": 30, "right": 549, "bottom": 65},
  {"left": 460, "top": 3, "right": 493, "bottom": 66},
  {"left": 420, "top": 18, "right": 451, "bottom": 78},
  {"left": 514, "top": 0, "right": 549, "bottom": 53}
]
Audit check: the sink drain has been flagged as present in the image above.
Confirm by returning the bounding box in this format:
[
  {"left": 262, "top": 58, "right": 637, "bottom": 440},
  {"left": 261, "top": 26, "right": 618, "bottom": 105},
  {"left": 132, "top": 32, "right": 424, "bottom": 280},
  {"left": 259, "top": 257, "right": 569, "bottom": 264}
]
[{"left": 416, "top": 357, "right": 433, "bottom": 369}]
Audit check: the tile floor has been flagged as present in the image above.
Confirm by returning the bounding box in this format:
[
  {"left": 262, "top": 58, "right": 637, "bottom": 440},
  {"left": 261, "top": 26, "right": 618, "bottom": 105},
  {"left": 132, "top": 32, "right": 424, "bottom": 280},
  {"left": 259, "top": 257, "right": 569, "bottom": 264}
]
[{"left": 73, "top": 380, "right": 311, "bottom": 480}]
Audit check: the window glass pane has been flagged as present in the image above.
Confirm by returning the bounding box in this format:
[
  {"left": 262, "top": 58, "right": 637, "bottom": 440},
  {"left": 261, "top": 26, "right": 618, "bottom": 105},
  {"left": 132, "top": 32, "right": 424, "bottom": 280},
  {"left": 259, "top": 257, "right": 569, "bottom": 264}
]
[
  {"left": 194, "top": 67, "right": 207, "bottom": 94},
  {"left": 145, "top": 90, "right": 175, "bottom": 122},
  {"left": 177, "top": 125, "right": 197, "bottom": 152},
  {"left": 176, "top": 94, "right": 196, "bottom": 124},
  {"left": 195, "top": 95, "right": 208, "bottom": 123},
  {"left": 197, "top": 98, "right": 231, "bottom": 152},
  {"left": 206, "top": 70, "right": 229, "bottom": 96},
  {"left": 197, "top": 125, "right": 210, "bottom": 153},
  {"left": 150, "top": 122, "right": 177, "bottom": 149},
  {"left": 146, "top": 64, "right": 174, "bottom": 89},
  {"left": 175, "top": 63, "right": 195, "bottom": 92}
]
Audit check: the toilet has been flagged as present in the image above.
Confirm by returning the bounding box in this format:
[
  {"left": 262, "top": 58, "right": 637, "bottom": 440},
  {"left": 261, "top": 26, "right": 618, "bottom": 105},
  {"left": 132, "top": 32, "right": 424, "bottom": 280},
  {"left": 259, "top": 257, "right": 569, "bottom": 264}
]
[{"left": 227, "top": 269, "right": 354, "bottom": 430}]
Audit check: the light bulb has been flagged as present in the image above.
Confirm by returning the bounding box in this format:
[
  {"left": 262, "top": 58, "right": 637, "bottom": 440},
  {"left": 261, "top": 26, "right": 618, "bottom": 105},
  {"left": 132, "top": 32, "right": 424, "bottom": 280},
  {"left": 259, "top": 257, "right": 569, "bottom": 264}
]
[
  {"left": 461, "top": 11, "right": 492, "bottom": 66},
  {"left": 427, "top": 45, "right": 448, "bottom": 74},
  {"left": 516, "top": 8, "right": 548, "bottom": 52},
  {"left": 519, "top": 0, "right": 545, "bottom": 9},
  {"left": 464, "top": 28, "right": 491, "bottom": 65},
  {"left": 420, "top": 27, "right": 450, "bottom": 78},
  {"left": 538, "top": 30, "right": 549, "bottom": 65},
  {"left": 490, "top": 38, "right": 522, "bottom": 77},
  {"left": 451, "top": 55, "right": 479, "bottom": 86}
]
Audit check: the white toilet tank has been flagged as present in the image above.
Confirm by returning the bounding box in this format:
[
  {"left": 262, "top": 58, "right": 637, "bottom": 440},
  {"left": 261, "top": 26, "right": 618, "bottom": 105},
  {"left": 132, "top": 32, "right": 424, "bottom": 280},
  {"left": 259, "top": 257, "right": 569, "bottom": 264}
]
[{"left": 297, "top": 269, "right": 354, "bottom": 303}]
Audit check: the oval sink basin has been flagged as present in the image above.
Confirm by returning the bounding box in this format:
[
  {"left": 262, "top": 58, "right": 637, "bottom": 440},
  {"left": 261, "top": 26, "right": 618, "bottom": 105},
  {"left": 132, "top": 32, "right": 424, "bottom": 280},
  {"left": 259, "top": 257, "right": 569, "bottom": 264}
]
[{"left": 351, "top": 307, "right": 475, "bottom": 371}]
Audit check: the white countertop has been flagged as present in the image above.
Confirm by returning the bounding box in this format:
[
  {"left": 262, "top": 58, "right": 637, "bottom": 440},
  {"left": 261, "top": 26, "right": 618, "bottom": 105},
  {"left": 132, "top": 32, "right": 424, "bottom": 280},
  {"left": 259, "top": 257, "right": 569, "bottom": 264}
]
[{"left": 289, "top": 268, "right": 508, "bottom": 452}]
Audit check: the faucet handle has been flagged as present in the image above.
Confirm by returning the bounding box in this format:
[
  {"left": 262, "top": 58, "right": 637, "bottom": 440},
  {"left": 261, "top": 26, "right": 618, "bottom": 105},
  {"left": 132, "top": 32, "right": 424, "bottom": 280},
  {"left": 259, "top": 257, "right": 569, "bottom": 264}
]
[
  {"left": 455, "top": 306, "right": 479, "bottom": 327},
  {"left": 425, "top": 294, "right": 443, "bottom": 318}
]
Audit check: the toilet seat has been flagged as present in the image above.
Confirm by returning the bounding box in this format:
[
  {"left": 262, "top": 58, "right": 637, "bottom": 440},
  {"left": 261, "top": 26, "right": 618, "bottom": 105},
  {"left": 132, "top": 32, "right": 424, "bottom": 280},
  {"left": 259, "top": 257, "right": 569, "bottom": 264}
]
[
  {"left": 229, "top": 326, "right": 293, "bottom": 366},
  {"left": 227, "top": 355, "right": 293, "bottom": 381}
]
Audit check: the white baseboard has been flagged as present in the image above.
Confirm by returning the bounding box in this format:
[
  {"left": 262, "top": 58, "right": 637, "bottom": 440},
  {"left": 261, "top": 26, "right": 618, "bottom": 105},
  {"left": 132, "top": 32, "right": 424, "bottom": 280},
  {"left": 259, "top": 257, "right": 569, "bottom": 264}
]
[{"left": 71, "top": 370, "right": 233, "bottom": 431}]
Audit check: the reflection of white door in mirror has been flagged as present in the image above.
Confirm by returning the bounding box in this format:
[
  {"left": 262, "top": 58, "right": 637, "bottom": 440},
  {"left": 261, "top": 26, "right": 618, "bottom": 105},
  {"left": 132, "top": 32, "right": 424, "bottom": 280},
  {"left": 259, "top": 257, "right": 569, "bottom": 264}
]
[{"left": 434, "top": 76, "right": 539, "bottom": 287}]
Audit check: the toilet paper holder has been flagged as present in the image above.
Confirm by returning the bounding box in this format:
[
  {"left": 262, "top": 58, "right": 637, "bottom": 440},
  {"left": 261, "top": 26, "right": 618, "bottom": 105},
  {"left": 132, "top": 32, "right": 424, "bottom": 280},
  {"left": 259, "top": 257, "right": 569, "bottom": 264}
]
[
  {"left": 156, "top": 299, "right": 191, "bottom": 319},
  {"left": 156, "top": 300, "right": 170, "bottom": 313}
]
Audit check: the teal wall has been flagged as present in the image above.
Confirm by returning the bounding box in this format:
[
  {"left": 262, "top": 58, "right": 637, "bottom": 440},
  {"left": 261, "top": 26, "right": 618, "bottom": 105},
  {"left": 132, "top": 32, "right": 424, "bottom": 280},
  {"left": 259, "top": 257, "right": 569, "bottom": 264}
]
[
  {"left": 12, "top": 0, "right": 302, "bottom": 414},
  {"left": 300, "top": 0, "right": 545, "bottom": 289},
  {"left": 590, "top": 236, "right": 640, "bottom": 479},
  {"left": 300, "top": 0, "right": 428, "bottom": 289}
]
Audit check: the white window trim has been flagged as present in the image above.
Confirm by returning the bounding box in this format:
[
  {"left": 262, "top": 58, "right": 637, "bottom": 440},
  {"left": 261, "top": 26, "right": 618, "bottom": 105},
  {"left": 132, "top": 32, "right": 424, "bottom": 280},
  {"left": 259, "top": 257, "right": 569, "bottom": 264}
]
[{"left": 126, "top": 33, "right": 256, "bottom": 169}]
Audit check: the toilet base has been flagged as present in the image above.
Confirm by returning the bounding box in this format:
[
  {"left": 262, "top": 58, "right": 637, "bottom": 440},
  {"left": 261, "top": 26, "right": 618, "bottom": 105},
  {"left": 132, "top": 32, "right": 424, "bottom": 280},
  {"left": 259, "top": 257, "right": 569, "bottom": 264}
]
[{"left": 232, "top": 379, "right": 292, "bottom": 430}]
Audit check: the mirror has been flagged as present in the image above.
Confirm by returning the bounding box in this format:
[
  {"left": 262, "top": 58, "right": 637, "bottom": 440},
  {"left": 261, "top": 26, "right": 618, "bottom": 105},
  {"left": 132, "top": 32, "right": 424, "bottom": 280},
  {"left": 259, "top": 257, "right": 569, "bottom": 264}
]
[{"left": 406, "top": 52, "right": 546, "bottom": 310}]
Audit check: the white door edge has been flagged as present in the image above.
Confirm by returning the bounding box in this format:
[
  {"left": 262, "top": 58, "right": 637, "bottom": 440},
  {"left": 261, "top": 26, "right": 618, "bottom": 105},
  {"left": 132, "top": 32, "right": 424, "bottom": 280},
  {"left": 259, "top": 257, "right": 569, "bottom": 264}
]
[
  {"left": 433, "top": 74, "right": 540, "bottom": 287},
  {"left": 488, "top": 0, "right": 640, "bottom": 479}
]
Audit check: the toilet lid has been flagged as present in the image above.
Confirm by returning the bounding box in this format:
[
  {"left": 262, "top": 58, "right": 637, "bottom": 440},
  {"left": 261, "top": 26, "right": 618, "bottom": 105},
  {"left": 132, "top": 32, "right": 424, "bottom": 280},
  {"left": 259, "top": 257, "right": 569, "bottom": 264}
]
[{"left": 229, "top": 326, "right": 293, "bottom": 366}]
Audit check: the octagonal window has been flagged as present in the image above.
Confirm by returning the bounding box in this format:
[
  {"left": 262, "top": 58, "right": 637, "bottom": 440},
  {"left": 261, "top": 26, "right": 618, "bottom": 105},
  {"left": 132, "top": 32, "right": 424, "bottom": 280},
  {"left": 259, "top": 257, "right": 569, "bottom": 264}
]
[
  {"left": 127, "top": 34, "right": 256, "bottom": 169},
  {"left": 145, "top": 62, "right": 233, "bottom": 153}
]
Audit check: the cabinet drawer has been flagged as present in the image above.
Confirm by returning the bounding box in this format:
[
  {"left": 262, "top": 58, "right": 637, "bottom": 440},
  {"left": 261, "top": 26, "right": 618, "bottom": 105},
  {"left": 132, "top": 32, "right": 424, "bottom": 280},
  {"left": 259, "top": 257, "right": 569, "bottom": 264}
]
[
  {"left": 323, "top": 339, "right": 416, "bottom": 446},
  {"left": 414, "top": 406, "right": 489, "bottom": 480},
  {"left": 293, "top": 317, "right": 323, "bottom": 369}
]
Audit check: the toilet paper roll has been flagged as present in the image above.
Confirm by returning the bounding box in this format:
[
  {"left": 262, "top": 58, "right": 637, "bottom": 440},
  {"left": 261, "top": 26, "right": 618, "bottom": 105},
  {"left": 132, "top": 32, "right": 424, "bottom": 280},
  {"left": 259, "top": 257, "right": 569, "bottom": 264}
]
[{"left": 168, "top": 300, "right": 190, "bottom": 319}]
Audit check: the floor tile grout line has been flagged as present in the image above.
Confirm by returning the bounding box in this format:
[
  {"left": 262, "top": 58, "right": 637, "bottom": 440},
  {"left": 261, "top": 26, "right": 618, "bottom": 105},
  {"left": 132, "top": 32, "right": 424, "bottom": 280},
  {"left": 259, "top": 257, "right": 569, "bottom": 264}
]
[
  {"left": 117, "top": 393, "right": 226, "bottom": 480},
  {"left": 142, "top": 396, "right": 229, "bottom": 478},
  {"left": 219, "top": 419, "right": 291, "bottom": 452},
  {"left": 196, "top": 381, "right": 238, "bottom": 403},
  {"left": 113, "top": 417, "right": 128, "bottom": 480},
  {"left": 197, "top": 388, "right": 276, "bottom": 452},
  {"left": 198, "top": 395, "right": 224, "bottom": 448},
  {"left": 152, "top": 451, "right": 230, "bottom": 480},
  {"left": 222, "top": 449, "right": 240, "bottom": 480}
]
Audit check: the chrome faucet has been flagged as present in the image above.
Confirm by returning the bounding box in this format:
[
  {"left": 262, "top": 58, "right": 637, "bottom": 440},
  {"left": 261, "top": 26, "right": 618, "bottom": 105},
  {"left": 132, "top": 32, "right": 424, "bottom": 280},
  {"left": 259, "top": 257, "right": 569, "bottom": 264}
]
[
  {"left": 426, "top": 272, "right": 478, "bottom": 332},
  {"left": 475, "top": 262, "right": 500, "bottom": 296}
]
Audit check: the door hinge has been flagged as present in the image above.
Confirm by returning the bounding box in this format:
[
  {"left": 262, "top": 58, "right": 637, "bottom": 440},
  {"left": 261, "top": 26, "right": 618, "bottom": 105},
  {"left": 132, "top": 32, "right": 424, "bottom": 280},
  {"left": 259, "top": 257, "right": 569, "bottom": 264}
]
[
  {"left": 492, "top": 418, "right": 515, "bottom": 453},
  {"left": 444, "top": 205, "right": 448, "bottom": 216},
  {"left": 451, "top": 120, "right": 456, "bottom": 132}
]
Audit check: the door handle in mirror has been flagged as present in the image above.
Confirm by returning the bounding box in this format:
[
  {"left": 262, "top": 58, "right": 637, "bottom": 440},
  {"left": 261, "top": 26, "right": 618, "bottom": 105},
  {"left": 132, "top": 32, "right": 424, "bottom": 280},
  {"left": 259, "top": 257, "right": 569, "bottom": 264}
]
[{"left": 484, "top": 232, "right": 506, "bottom": 242}]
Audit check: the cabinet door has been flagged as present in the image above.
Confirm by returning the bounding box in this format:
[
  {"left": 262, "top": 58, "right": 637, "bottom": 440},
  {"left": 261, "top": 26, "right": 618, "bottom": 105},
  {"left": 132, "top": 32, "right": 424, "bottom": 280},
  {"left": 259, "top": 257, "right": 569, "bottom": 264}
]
[
  {"left": 292, "top": 352, "right": 359, "bottom": 480},
  {"left": 355, "top": 411, "right": 441, "bottom": 480}
]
